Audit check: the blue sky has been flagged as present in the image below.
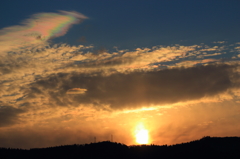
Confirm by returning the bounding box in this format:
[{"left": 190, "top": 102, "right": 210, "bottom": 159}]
[{"left": 1, "top": 0, "right": 240, "bottom": 49}]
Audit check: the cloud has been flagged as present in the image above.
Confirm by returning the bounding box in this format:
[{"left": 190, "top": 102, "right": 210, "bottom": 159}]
[
  {"left": 68, "top": 46, "right": 196, "bottom": 69},
  {"left": 28, "top": 64, "right": 236, "bottom": 109},
  {"left": 1, "top": 10, "right": 240, "bottom": 148},
  {"left": 66, "top": 88, "right": 87, "bottom": 94},
  {"left": 171, "top": 59, "right": 220, "bottom": 68},
  {"left": 1, "top": 41, "right": 232, "bottom": 110},
  {"left": 0, "top": 105, "right": 26, "bottom": 127},
  {"left": 213, "top": 41, "right": 226, "bottom": 44},
  {"left": 0, "top": 11, "right": 87, "bottom": 53}
]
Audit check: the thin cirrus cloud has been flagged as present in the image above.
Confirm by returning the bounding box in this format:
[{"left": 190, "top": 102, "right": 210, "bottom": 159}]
[{"left": 0, "top": 11, "right": 87, "bottom": 53}]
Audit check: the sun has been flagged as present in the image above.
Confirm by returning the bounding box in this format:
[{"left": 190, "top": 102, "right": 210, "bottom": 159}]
[{"left": 134, "top": 123, "right": 149, "bottom": 144}]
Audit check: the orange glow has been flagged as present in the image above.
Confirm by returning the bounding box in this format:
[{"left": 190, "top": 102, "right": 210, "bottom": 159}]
[{"left": 134, "top": 123, "right": 149, "bottom": 144}]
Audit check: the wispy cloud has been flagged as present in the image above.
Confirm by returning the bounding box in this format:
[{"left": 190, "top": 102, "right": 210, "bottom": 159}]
[{"left": 0, "top": 11, "right": 87, "bottom": 53}]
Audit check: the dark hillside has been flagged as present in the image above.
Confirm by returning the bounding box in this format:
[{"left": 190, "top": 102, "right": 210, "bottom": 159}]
[{"left": 1, "top": 137, "right": 240, "bottom": 159}]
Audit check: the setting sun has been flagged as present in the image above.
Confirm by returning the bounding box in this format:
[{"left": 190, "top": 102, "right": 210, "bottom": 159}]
[{"left": 135, "top": 123, "right": 149, "bottom": 144}]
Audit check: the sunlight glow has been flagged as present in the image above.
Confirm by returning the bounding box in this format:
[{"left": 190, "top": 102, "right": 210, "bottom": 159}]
[{"left": 135, "top": 123, "right": 149, "bottom": 144}]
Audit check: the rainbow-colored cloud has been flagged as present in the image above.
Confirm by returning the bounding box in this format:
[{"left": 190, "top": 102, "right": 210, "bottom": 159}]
[{"left": 0, "top": 11, "right": 87, "bottom": 53}]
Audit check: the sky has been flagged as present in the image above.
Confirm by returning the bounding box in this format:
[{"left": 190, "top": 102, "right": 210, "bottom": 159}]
[{"left": 0, "top": 0, "right": 240, "bottom": 149}]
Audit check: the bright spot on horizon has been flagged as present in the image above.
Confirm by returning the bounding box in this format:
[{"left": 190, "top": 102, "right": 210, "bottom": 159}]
[{"left": 135, "top": 123, "right": 149, "bottom": 144}]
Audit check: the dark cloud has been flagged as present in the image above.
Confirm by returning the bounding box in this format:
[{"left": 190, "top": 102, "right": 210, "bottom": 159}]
[
  {"left": 0, "top": 61, "right": 14, "bottom": 75},
  {"left": 0, "top": 105, "right": 26, "bottom": 127},
  {"left": 29, "top": 64, "right": 236, "bottom": 109},
  {"left": 70, "top": 52, "right": 135, "bottom": 69},
  {"left": 0, "top": 56, "right": 28, "bottom": 75}
]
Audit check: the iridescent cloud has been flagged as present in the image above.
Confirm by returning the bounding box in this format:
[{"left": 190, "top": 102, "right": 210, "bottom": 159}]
[{"left": 0, "top": 11, "right": 87, "bottom": 53}]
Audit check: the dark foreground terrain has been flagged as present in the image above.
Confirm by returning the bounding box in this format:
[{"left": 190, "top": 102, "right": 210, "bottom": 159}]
[{"left": 1, "top": 136, "right": 240, "bottom": 159}]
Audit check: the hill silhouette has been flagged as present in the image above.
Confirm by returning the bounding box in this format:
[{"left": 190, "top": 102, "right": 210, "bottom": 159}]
[{"left": 1, "top": 136, "right": 240, "bottom": 159}]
